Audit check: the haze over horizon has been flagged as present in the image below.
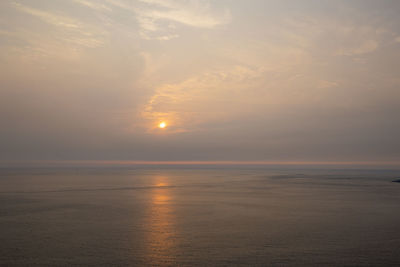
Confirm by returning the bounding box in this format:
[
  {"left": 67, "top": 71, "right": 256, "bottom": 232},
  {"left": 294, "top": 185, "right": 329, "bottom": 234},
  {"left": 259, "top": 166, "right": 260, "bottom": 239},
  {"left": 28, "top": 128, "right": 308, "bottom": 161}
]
[{"left": 1, "top": 0, "right": 400, "bottom": 163}]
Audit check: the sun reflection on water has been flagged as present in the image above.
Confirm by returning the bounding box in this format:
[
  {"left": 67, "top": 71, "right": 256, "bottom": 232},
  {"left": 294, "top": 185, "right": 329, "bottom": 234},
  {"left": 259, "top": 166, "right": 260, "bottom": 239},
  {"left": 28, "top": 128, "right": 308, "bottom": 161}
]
[{"left": 144, "top": 175, "right": 178, "bottom": 265}]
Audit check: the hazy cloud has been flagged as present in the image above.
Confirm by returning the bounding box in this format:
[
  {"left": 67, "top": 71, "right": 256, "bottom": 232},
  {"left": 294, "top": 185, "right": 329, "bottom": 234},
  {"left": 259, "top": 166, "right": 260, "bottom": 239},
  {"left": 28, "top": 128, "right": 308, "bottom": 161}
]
[
  {"left": 134, "top": 0, "right": 231, "bottom": 39},
  {"left": 10, "top": 2, "right": 106, "bottom": 50},
  {"left": 1, "top": 0, "right": 400, "bottom": 162},
  {"left": 13, "top": 2, "right": 81, "bottom": 29},
  {"left": 73, "top": 0, "right": 112, "bottom": 11}
]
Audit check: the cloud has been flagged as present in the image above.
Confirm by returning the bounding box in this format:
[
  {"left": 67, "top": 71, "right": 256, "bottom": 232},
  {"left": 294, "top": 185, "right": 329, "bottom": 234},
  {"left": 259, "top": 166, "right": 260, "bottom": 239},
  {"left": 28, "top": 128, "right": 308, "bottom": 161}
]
[
  {"left": 13, "top": 2, "right": 81, "bottom": 29},
  {"left": 141, "top": 65, "right": 261, "bottom": 132},
  {"left": 282, "top": 15, "right": 385, "bottom": 57},
  {"left": 12, "top": 0, "right": 231, "bottom": 45},
  {"left": 2, "top": 0, "right": 400, "bottom": 161},
  {"left": 140, "top": 60, "right": 339, "bottom": 134},
  {"left": 337, "top": 39, "right": 379, "bottom": 56},
  {"left": 134, "top": 0, "right": 231, "bottom": 40},
  {"left": 72, "top": 0, "right": 112, "bottom": 11},
  {"left": 10, "top": 2, "right": 106, "bottom": 51}
]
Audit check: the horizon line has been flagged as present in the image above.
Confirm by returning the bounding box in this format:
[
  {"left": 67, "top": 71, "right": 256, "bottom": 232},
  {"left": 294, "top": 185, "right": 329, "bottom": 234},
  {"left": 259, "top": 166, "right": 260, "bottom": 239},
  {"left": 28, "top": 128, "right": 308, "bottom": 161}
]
[{"left": 1, "top": 160, "right": 400, "bottom": 166}]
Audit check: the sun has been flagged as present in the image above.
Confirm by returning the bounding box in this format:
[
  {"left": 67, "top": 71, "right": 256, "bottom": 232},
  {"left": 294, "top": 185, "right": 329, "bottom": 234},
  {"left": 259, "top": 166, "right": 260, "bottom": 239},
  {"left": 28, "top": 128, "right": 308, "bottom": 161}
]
[{"left": 158, "top": 122, "right": 167, "bottom": 129}]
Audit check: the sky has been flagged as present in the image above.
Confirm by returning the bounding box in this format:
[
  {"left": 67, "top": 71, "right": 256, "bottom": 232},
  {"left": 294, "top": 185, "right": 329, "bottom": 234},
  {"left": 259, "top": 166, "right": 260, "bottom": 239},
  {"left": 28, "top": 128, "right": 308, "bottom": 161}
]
[{"left": 1, "top": 0, "right": 400, "bottom": 163}]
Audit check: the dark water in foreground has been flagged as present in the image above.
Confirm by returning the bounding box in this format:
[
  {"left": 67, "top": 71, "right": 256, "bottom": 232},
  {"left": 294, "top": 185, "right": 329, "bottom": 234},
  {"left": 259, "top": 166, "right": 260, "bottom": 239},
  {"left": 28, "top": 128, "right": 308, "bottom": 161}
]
[{"left": 1, "top": 167, "right": 400, "bottom": 266}]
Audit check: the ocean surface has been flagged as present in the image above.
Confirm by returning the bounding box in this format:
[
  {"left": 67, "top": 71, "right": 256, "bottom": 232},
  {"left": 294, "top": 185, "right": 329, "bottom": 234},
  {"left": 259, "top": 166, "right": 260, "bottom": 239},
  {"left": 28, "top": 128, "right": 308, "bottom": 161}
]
[{"left": 1, "top": 167, "right": 400, "bottom": 266}]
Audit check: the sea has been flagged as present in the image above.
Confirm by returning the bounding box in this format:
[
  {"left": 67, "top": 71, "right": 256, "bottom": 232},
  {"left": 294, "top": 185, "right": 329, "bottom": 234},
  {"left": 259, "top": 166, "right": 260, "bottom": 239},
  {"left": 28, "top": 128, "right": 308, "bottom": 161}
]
[{"left": 1, "top": 166, "right": 400, "bottom": 266}]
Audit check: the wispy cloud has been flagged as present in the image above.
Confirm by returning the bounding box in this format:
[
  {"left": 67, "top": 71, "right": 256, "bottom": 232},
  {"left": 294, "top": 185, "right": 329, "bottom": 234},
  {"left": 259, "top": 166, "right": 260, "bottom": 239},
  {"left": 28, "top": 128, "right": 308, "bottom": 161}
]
[
  {"left": 138, "top": 0, "right": 230, "bottom": 28},
  {"left": 141, "top": 65, "right": 258, "bottom": 132},
  {"left": 12, "top": 0, "right": 231, "bottom": 44},
  {"left": 282, "top": 16, "right": 385, "bottom": 57},
  {"left": 72, "top": 0, "right": 112, "bottom": 11},
  {"left": 11, "top": 2, "right": 106, "bottom": 49},
  {"left": 337, "top": 39, "right": 379, "bottom": 56},
  {"left": 124, "top": 0, "right": 231, "bottom": 40},
  {"left": 13, "top": 2, "right": 81, "bottom": 29},
  {"left": 2, "top": 0, "right": 400, "bottom": 161}
]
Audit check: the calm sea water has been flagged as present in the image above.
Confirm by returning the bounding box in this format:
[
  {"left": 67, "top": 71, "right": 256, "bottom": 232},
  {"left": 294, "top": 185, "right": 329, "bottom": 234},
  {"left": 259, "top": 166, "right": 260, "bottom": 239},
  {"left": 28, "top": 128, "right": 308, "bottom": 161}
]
[{"left": 1, "top": 167, "right": 400, "bottom": 266}]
